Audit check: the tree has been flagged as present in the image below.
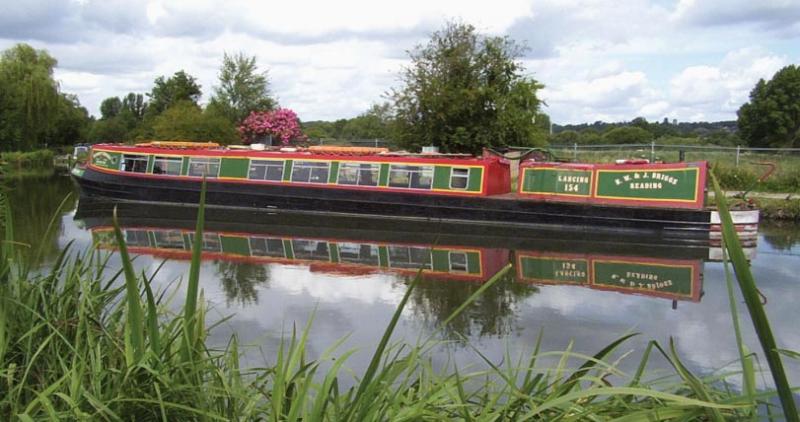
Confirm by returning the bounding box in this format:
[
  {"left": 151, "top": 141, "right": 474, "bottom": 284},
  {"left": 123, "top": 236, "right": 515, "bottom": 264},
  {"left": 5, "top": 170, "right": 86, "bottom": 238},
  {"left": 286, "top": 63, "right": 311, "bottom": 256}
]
[
  {"left": 151, "top": 101, "right": 238, "bottom": 143},
  {"left": 340, "top": 103, "right": 393, "bottom": 139},
  {"left": 0, "top": 44, "right": 61, "bottom": 150},
  {"left": 147, "top": 70, "right": 202, "bottom": 116},
  {"left": 602, "top": 126, "right": 652, "bottom": 144},
  {"left": 209, "top": 52, "right": 275, "bottom": 124},
  {"left": 49, "top": 94, "right": 90, "bottom": 147},
  {"left": 100, "top": 97, "right": 122, "bottom": 119},
  {"left": 738, "top": 65, "right": 800, "bottom": 147},
  {"left": 121, "top": 93, "right": 147, "bottom": 120},
  {"left": 390, "top": 22, "right": 545, "bottom": 154},
  {"left": 239, "top": 108, "right": 304, "bottom": 145}
]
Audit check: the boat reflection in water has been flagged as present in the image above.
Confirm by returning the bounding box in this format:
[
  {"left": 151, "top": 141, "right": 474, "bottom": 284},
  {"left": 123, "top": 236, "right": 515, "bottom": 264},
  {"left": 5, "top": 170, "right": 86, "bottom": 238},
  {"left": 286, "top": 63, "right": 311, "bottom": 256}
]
[{"left": 75, "top": 196, "right": 752, "bottom": 309}]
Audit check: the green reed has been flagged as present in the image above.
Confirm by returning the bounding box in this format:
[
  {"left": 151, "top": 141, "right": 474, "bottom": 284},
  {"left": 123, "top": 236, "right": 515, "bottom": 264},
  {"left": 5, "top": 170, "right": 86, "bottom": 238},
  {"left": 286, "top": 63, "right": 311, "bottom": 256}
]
[{"left": 0, "top": 181, "right": 794, "bottom": 420}]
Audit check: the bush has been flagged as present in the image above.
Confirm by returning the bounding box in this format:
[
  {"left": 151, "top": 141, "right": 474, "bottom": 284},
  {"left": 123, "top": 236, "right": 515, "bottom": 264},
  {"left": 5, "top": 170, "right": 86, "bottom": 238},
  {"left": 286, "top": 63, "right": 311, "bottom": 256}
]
[
  {"left": 0, "top": 149, "right": 54, "bottom": 170},
  {"left": 711, "top": 163, "right": 759, "bottom": 190}
]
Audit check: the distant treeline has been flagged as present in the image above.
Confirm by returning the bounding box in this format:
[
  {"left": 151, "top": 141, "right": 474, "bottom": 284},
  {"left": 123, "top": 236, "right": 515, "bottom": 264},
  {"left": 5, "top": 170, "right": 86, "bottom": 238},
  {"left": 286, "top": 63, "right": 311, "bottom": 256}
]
[{"left": 548, "top": 117, "right": 743, "bottom": 146}]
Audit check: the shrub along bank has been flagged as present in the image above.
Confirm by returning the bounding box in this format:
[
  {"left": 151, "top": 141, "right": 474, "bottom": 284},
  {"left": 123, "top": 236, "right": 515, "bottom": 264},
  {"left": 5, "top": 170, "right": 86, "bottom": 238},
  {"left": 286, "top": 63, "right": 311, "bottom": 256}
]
[{"left": 0, "top": 149, "right": 54, "bottom": 173}]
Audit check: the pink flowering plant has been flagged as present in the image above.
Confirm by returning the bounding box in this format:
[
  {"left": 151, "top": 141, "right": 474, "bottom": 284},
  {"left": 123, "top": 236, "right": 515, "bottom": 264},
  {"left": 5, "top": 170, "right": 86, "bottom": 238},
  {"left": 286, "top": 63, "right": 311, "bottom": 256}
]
[{"left": 238, "top": 108, "right": 305, "bottom": 145}]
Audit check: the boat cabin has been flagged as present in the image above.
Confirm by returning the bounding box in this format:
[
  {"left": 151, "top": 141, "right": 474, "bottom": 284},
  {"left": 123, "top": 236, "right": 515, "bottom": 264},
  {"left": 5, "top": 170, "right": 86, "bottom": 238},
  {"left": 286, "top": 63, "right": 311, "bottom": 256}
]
[{"left": 87, "top": 143, "right": 511, "bottom": 197}]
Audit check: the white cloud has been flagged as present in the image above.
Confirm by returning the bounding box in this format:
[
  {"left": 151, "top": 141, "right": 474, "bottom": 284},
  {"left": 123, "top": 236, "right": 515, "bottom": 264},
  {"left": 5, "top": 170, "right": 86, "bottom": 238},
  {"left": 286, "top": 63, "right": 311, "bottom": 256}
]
[
  {"left": 1, "top": 0, "right": 798, "bottom": 123},
  {"left": 667, "top": 48, "right": 788, "bottom": 120}
]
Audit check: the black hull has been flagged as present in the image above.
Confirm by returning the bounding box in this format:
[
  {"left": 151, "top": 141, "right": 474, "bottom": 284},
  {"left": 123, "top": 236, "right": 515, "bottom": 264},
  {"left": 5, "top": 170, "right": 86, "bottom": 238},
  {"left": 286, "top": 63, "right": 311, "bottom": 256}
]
[{"left": 73, "top": 167, "right": 713, "bottom": 240}]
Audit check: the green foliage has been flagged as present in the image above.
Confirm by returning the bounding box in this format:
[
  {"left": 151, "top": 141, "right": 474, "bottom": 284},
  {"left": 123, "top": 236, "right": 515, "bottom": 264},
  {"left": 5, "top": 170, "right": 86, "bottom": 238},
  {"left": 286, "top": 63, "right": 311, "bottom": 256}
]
[
  {"left": 99, "top": 96, "right": 122, "bottom": 119},
  {"left": 209, "top": 52, "right": 275, "bottom": 124},
  {"left": 50, "top": 94, "right": 91, "bottom": 146},
  {"left": 89, "top": 93, "right": 149, "bottom": 142},
  {"left": 391, "top": 21, "right": 546, "bottom": 154},
  {"left": 151, "top": 101, "right": 238, "bottom": 143},
  {"left": 1, "top": 149, "right": 54, "bottom": 171},
  {"left": 146, "top": 70, "right": 202, "bottom": 116},
  {"left": 602, "top": 126, "right": 652, "bottom": 144},
  {"left": 0, "top": 44, "right": 89, "bottom": 150},
  {"left": 711, "top": 173, "right": 799, "bottom": 420},
  {"left": 738, "top": 65, "right": 800, "bottom": 147}
]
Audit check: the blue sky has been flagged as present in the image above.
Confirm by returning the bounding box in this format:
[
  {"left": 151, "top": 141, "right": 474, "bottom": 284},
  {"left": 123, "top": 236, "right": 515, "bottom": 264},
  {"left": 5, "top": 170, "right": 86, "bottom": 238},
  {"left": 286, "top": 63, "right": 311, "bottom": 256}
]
[{"left": 1, "top": 0, "right": 798, "bottom": 124}]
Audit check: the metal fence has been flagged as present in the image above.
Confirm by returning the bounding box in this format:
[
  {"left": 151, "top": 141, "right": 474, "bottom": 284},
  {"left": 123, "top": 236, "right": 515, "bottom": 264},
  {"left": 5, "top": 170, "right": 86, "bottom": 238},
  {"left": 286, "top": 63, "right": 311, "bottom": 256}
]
[{"left": 538, "top": 143, "right": 800, "bottom": 167}]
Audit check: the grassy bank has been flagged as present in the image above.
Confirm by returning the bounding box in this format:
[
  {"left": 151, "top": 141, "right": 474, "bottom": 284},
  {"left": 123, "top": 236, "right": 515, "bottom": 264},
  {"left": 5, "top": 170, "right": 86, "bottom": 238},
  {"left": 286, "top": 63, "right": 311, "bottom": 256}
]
[
  {"left": 549, "top": 147, "right": 800, "bottom": 193},
  {"left": 0, "top": 149, "right": 54, "bottom": 176},
  {"left": 0, "top": 185, "right": 796, "bottom": 420}
]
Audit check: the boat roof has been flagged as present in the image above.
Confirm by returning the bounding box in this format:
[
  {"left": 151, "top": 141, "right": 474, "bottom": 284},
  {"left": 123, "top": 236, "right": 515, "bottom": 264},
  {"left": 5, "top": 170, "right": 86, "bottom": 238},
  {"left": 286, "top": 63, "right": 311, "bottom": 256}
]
[{"left": 92, "top": 142, "right": 496, "bottom": 164}]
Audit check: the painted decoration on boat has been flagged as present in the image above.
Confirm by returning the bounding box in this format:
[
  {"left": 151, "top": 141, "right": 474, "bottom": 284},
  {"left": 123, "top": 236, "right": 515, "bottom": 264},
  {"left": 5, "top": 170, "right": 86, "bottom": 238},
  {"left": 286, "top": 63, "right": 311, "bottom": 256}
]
[
  {"left": 518, "top": 161, "right": 707, "bottom": 209},
  {"left": 516, "top": 251, "right": 702, "bottom": 301}
]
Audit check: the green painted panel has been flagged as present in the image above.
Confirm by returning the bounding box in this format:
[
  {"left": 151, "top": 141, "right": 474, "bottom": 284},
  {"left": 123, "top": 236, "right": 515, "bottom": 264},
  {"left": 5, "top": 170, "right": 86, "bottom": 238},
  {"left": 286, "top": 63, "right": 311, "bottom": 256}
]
[
  {"left": 467, "top": 168, "right": 482, "bottom": 192},
  {"left": 283, "top": 239, "right": 294, "bottom": 259},
  {"left": 522, "top": 168, "right": 592, "bottom": 196},
  {"left": 378, "top": 163, "right": 389, "bottom": 186},
  {"left": 146, "top": 155, "right": 155, "bottom": 173},
  {"left": 433, "top": 166, "right": 451, "bottom": 190},
  {"left": 220, "top": 236, "right": 250, "bottom": 256},
  {"left": 467, "top": 252, "right": 480, "bottom": 274},
  {"left": 595, "top": 168, "right": 698, "bottom": 201},
  {"left": 378, "top": 246, "right": 389, "bottom": 267},
  {"left": 431, "top": 250, "right": 450, "bottom": 272},
  {"left": 329, "top": 243, "right": 340, "bottom": 262},
  {"left": 593, "top": 261, "right": 693, "bottom": 295},
  {"left": 92, "top": 150, "right": 121, "bottom": 170},
  {"left": 329, "top": 161, "right": 340, "bottom": 183},
  {"left": 283, "top": 161, "right": 293, "bottom": 182},
  {"left": 220, "top": 158, "right": 249, "bottom": 178},
  {"left": 181, "top": 157, "right": 190, "bottom": 176},
  {"left": 519, "top": 256, "right": 589, "bottom": 284}
]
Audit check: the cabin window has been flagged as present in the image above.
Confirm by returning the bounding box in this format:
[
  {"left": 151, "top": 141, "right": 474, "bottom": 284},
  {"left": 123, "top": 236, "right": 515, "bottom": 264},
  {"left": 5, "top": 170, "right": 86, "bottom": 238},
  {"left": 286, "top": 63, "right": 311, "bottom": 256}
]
[
  {"left": 338, "top": 163, "right": 379, "bottom": 186},
  {"left": 291, "top": 161, "right": 330, "bottom": 184},
  {"left": 120, "top": 154, "right": 149, "bottom": 173},
  {"left": 450, "top": 168, "right": 470, "bottom": 189},
  {"left": 152, "top": 156, "right": 183, "bottom": 176},
  {"left": 291, "top": 239, "right": 330, "bottom": 260},
  {"left": 187, "top": 157, "right": 220, "bottom": 178},
  {"left": 152, "top": 230, "right": 186, "bottom": 249},
  {"left": 449, "top": 251, "right": 468, "bottom": 272},
  {"left": 338, "top": 243, "right": 380, "bottom": 265},
  {"left": 387, "top": 246, "right": 432, "bottom": 269},
  {"left": 124, "top": 230, "right": 151, "bottom": 247},
  {"left": 249, "top": 237, "right": 286, "bottom": 258},
  {"left": 249, "top": 160, "right": 284, "bottom": 181},
  {"left": 388, "top": 165, "right": 433, "bottom": 189}
]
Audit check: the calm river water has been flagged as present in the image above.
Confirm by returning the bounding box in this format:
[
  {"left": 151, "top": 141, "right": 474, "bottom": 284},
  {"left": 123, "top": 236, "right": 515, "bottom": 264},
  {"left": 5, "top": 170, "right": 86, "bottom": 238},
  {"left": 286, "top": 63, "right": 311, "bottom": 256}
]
[{"left": 6, "top": 174, "right": 800, "bottom": 388}]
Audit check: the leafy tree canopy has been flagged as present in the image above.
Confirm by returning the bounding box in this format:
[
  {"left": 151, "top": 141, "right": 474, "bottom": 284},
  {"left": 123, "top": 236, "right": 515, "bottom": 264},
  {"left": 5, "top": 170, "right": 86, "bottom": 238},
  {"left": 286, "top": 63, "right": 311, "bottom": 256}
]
[
  {"left": 0, "top": 44, "right": 62, "bottom": 150},
  {"left": 390, "top": 21, "right": 546, "bottom": 154},
  {"left": 738, "top": 65, "right": 800, "bottom": 147},
  {"left": 100, "top": 97, "right": 122, "bottom": 119},
  {"left": 151, "top": 101, "right": 237, "bottom": 143},
  {"left": 210, "top": 52, "right": 275, "bottom": 124},
  {"left": 602, "top": 126, "right": 652, "bottom": 144},
  {"left": 147, "top": 70, "right": 202, "bottom": 116}
]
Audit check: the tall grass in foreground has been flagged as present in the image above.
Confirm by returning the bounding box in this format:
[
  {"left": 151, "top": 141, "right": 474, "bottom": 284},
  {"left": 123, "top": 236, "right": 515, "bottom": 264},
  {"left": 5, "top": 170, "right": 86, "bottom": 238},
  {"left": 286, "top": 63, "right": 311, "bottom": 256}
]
[{"left": 0, "top": 183, "right": 795, "bottom": 420}]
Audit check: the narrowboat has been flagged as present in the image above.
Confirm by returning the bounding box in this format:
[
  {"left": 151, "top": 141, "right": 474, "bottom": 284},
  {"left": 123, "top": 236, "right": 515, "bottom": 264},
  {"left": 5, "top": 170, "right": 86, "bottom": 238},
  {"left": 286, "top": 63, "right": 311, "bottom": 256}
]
[{"left": 71, "top": 141, "right": 759, "bottom": 240}]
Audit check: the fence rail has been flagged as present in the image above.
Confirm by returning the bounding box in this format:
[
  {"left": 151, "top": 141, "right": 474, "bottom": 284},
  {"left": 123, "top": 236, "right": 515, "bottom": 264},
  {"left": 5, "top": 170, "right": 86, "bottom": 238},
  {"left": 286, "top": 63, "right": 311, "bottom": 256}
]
[{"left": 521, "top": 142, "right": 800, "bottom": 167}]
